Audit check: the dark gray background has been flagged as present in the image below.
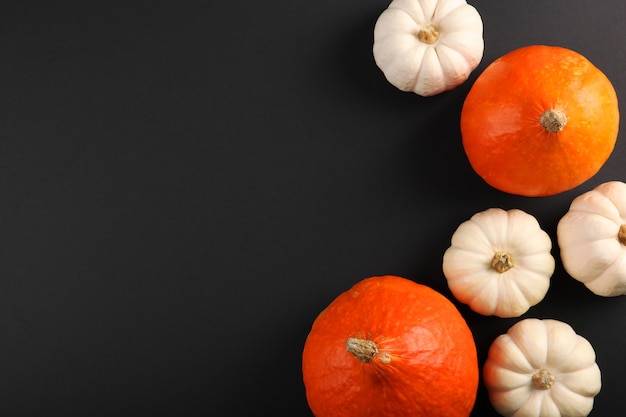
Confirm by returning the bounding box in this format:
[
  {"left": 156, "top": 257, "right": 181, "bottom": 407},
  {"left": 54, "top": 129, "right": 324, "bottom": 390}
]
[{"left": 0, "top": 1, "right": 624, "bottom": 415}]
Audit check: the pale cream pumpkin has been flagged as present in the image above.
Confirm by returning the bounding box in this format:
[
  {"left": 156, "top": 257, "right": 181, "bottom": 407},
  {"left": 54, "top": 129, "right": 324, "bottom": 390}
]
[
  {"left": 442, "top": 208, "right": 555, "bottom": 318},
  {"left": 557, "top": 180, "right": 626, "bottom": 296},
  {"left": 373, "top": 0, "right": 484, "bottom": 96},
  {"left": 483, "top": 318, "right": 601, "bottom": 417}
]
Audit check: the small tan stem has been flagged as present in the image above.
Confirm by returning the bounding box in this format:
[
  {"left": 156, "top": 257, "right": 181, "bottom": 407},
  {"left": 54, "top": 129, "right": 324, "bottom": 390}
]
[
  {"left": 346, "top": 338, "right": 391, "bottom": 364},
  {"left": 492, "top": 252, "right": 514, "bottom": 273},
  {"left": 619, "top": 224, "right": 626, "bottom": 245},
  {"left": 540, "top": 109, "right": 567, "bottom": 133},
  {"left": 346, "top": 338, "right": 377, "bottom": 363},
  {"left": 417, "top": 24, "right": 439, "bottom": 44},
  {"left": 532, "top": 369, "right": 556, "bottom": 390}
]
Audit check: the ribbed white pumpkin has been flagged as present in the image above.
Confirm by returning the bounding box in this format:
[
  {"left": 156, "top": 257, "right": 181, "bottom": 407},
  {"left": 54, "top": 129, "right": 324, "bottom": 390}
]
[
  {"left": 442, "top": 208, "right": 555, "bottom": 318},
  {"left": 373, "top": 0, "right": 484, "bottom": 96},
  {"left": 483, "top": 318, "right": 601, "bottom": 417},
  {"left": 557, "top": 180, "right": 626, "bottom": 296}
]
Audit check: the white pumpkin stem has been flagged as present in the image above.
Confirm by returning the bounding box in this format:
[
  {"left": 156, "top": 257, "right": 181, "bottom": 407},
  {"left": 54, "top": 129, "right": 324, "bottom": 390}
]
[
  {"left": 346, "top": 338, "right": 391, "bottom": 364},
  {"left": 492, "top": 252, "right": 514, "bottom": 273},
  {"left": 619, "top": 224, "right": 626, "bottom": 245},
  {"left": 417, "top": 24, "right": 439, "bottom": 44},
  {"left": 540, "top": 109, "right": 567, "bottom": 133},
  {"left": 532, "top": 369, "right": 556, "bottom": 390}
]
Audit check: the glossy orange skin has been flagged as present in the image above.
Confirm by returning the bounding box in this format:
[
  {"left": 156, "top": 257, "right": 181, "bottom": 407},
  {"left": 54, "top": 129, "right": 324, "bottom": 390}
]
[
  {"left": 461, "top": 45, "right": 619, "bottom": 196},
  {"left": 302, "top": 275, "right": 478, "bottom": 417}
]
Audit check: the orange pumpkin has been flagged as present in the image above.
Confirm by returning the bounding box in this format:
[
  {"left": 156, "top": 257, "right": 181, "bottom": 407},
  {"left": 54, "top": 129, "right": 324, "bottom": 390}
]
[
  {"left": 460, "top": 45, "right": 619, "bottom": 197},
  {"left": 301, "top": 275, "right": 479, "bottom": 417}
]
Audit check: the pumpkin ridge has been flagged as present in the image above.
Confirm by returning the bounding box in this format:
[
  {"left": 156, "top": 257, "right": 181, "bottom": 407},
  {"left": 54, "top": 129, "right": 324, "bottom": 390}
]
[
  {"left": 586, "top": 266, "right": 626, "bottom": 295},
  {"left": 551, "top": 389, "right": 595, "bottom": 417},
  {"left": 435, "top": 3, "right": 476, "bottom": 31},
  {"left": 416, "top": 0, "right": 437, "bottom": 21},
  {"left": 494, "top": 275, "right": 530, "bottom": 317},
  {"left": 403, "top": 43, "right": 430, "bottom": 92},
  {"left": 556, "top": 365, "right": 602, "bottom": 397},
  {"left": 437, "top": 34, "right": 480, "bottom": 66},
  {"left": 513, "top": 254, "right": 555, "bottom": 275},
  {"left": 461, "top": 274, "right": 496, "bottom": 307},
  {"left": 510, "top": 320, "right": 550, "bottom": 369},
  {"left": 501, "top": 270, "right": 542, "bottom": 305},
  {"left": 489, "top": 339, "right": 534, "bottom": 373},
  {"left": 413, "top": 47, "right": 445, "bottom": 95},
  {"left": 571, "top": 196, "right": 622, "bottom": 221},
  {"left": 561, "top": 211, "right": 621, "bottom": 241}
]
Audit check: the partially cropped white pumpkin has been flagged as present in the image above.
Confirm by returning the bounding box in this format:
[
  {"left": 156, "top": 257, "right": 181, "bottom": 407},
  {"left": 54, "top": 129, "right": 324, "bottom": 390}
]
[
  {"left": 483, "top": 318, "right": 601, "bottom": 417},
  {"left": 373, "top": 0, "right": 484, "bottom": 96},
  {"left": 557, "top": 181, "right": 626, "bottom": 296},
  {"left": 442, "top": 208, "right": 555, "bottom": 318}
]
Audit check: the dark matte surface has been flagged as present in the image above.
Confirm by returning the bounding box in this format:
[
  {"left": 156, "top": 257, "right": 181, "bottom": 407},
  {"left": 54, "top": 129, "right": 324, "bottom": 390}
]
[{"left": 0, "top": 1, "right": 624, "bottom": 415}]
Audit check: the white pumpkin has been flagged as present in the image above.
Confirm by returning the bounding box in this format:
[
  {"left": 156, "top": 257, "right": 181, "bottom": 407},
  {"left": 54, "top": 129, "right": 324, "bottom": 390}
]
[
  {"left": 483, "top": 318, "right": 601, "bottom": 417},
  {"left": 373, "top": 0, "right": 484, "bottom": 96},
  {"left": 557, "top": 180, "right": 626, "bottom": 296},
  {"left": 442, "top": 208, "right": 555, "bottom": 318}
]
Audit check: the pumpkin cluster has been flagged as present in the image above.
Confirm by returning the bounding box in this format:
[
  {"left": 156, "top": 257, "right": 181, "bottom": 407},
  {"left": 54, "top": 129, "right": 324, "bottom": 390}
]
[
  {"left": 437, "top": 180, "right": 626, "bottom": 416},
  {"left": 373, "top": 1, "right": 619, "bottom": 197},
  {"left": 303, "top": 0, "right": 622, "bottom": 416}
]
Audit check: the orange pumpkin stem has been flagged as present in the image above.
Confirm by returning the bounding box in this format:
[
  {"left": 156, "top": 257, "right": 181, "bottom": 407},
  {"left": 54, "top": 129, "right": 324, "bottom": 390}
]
[
  {"left": 619, "top": 224, "right": 626, "bottom": 245},
  {"left": 532, "top": 369, "right": 556, "bottom": 390},
  {"left": 418, "top": 24, "right": 439, "bottom": 44},
  {"left": 540, "top": 108, "right": 567, "bottom": 133},
  {"left": 346, "top": 337, "right": 391, "bottom": 364}
]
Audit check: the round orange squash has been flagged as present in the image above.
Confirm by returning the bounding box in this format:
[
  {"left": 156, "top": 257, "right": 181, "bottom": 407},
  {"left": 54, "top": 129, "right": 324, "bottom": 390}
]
[
  {"left": 301, "top": 275, "right": 479, "bottom": 417},
  {"left": 460, "top": 45, "right": 619, "bottom": 197}
]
